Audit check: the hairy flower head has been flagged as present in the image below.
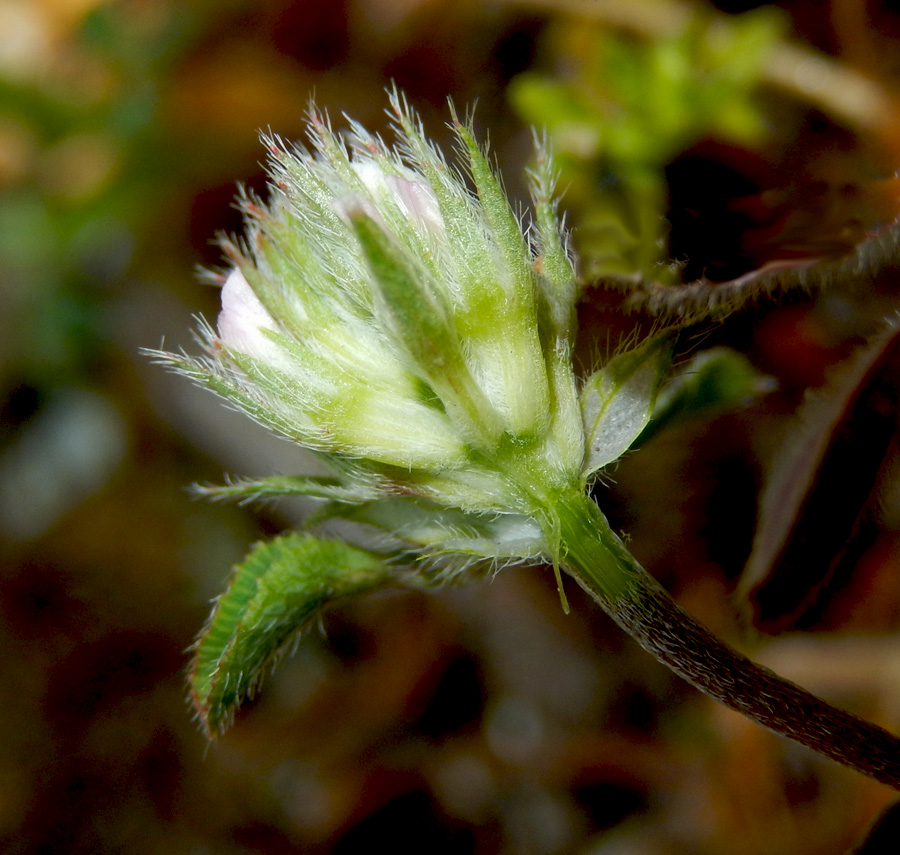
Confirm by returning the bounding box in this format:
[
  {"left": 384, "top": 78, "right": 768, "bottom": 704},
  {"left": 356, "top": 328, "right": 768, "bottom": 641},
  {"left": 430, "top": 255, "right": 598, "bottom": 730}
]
[{"left": 158, "top": 94, "right": 667, "bottom": 571}]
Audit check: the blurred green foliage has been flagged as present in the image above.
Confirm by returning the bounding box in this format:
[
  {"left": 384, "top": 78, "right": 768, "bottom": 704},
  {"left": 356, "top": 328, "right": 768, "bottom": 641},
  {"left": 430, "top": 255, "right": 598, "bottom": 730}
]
[
  {"left": 0, "top": 2, "right": 220, "bottom": 388},
  {"left": 510, "top": 6, "right": 785, "bottom": 283}
]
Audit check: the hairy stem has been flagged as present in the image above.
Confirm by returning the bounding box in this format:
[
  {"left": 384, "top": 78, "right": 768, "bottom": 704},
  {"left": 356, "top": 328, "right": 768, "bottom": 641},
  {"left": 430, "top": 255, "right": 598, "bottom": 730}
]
[{"left": 555, "top": 489, "right": 900, "bottom": 788}]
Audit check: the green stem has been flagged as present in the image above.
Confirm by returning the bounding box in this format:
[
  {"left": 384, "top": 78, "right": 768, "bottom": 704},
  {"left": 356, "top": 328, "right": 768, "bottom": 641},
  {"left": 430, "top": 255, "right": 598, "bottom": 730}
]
[{"left": 554, "top": 489, "right": 900, "bottom": 789}]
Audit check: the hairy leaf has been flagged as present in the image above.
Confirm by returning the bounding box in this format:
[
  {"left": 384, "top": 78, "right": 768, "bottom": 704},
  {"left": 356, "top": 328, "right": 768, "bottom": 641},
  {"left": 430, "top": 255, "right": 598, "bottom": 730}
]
[{"left": 191, "top": 533, "right": 389, "bottom": 736}]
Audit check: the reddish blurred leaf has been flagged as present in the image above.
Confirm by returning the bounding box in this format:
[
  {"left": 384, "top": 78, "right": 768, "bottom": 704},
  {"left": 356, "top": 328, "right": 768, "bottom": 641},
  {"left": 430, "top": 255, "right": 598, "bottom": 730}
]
[{"left": 741, "top": 322, "right": 900, "bottom": 632}]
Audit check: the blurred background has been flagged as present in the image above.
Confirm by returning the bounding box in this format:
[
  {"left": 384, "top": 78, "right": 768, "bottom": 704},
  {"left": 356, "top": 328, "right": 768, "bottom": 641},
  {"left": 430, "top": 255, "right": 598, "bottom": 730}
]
[{"left": 4, "top": 0, "right": 900, "bottom": 852}]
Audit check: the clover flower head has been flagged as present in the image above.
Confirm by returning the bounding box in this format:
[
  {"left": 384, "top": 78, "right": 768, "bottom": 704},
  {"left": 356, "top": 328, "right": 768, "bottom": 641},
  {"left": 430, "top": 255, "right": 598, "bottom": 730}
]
[
  {"left": 162, "top": 93, "right": 595, "bottom": 542},
  {"left": 156, "top": 90, "right": 676, "bottom": 583}
]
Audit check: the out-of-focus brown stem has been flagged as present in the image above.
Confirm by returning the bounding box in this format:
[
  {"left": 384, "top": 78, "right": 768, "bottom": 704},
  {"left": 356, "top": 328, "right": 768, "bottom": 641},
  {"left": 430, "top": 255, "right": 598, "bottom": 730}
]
[{"left": 555, "top": 489, "right": 900, "bottom": 789}]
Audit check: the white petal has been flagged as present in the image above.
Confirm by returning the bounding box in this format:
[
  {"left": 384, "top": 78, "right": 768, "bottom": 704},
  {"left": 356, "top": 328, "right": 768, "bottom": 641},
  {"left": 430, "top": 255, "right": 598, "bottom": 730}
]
[{"left": 216, "top": 268, "right": 280, "bottom": 361}]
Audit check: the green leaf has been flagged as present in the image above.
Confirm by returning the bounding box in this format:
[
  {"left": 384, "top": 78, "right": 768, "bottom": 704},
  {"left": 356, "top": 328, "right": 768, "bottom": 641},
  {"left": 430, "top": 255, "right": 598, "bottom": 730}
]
[
  {"left": 190, "top": 533, "right": 389, "bottom": 736},
  {"left": 636, "top": 347, "right": 772, "bottom": 447},
  {"left": 580, "top": 335, "right": 673, "bottom": 477}
]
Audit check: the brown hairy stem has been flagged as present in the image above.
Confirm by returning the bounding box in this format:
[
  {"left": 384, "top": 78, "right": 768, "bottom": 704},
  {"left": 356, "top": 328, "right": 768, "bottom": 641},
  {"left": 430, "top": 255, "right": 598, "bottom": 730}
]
[{"left": 556, "top": 490, "right": 900, "bottom": 788}]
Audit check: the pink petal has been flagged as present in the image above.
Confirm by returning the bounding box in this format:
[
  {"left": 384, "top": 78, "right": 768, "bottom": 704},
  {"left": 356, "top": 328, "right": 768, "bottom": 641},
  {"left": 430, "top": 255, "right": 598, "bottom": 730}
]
[{"left": 216, "top": 269, "right": 279, "bottom": 360}]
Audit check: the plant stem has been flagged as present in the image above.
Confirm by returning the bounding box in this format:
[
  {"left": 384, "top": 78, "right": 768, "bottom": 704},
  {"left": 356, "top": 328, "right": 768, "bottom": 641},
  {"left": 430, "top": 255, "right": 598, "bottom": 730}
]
[{"left": 555, "top": 489, "right": 900, "bottom": 788}]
